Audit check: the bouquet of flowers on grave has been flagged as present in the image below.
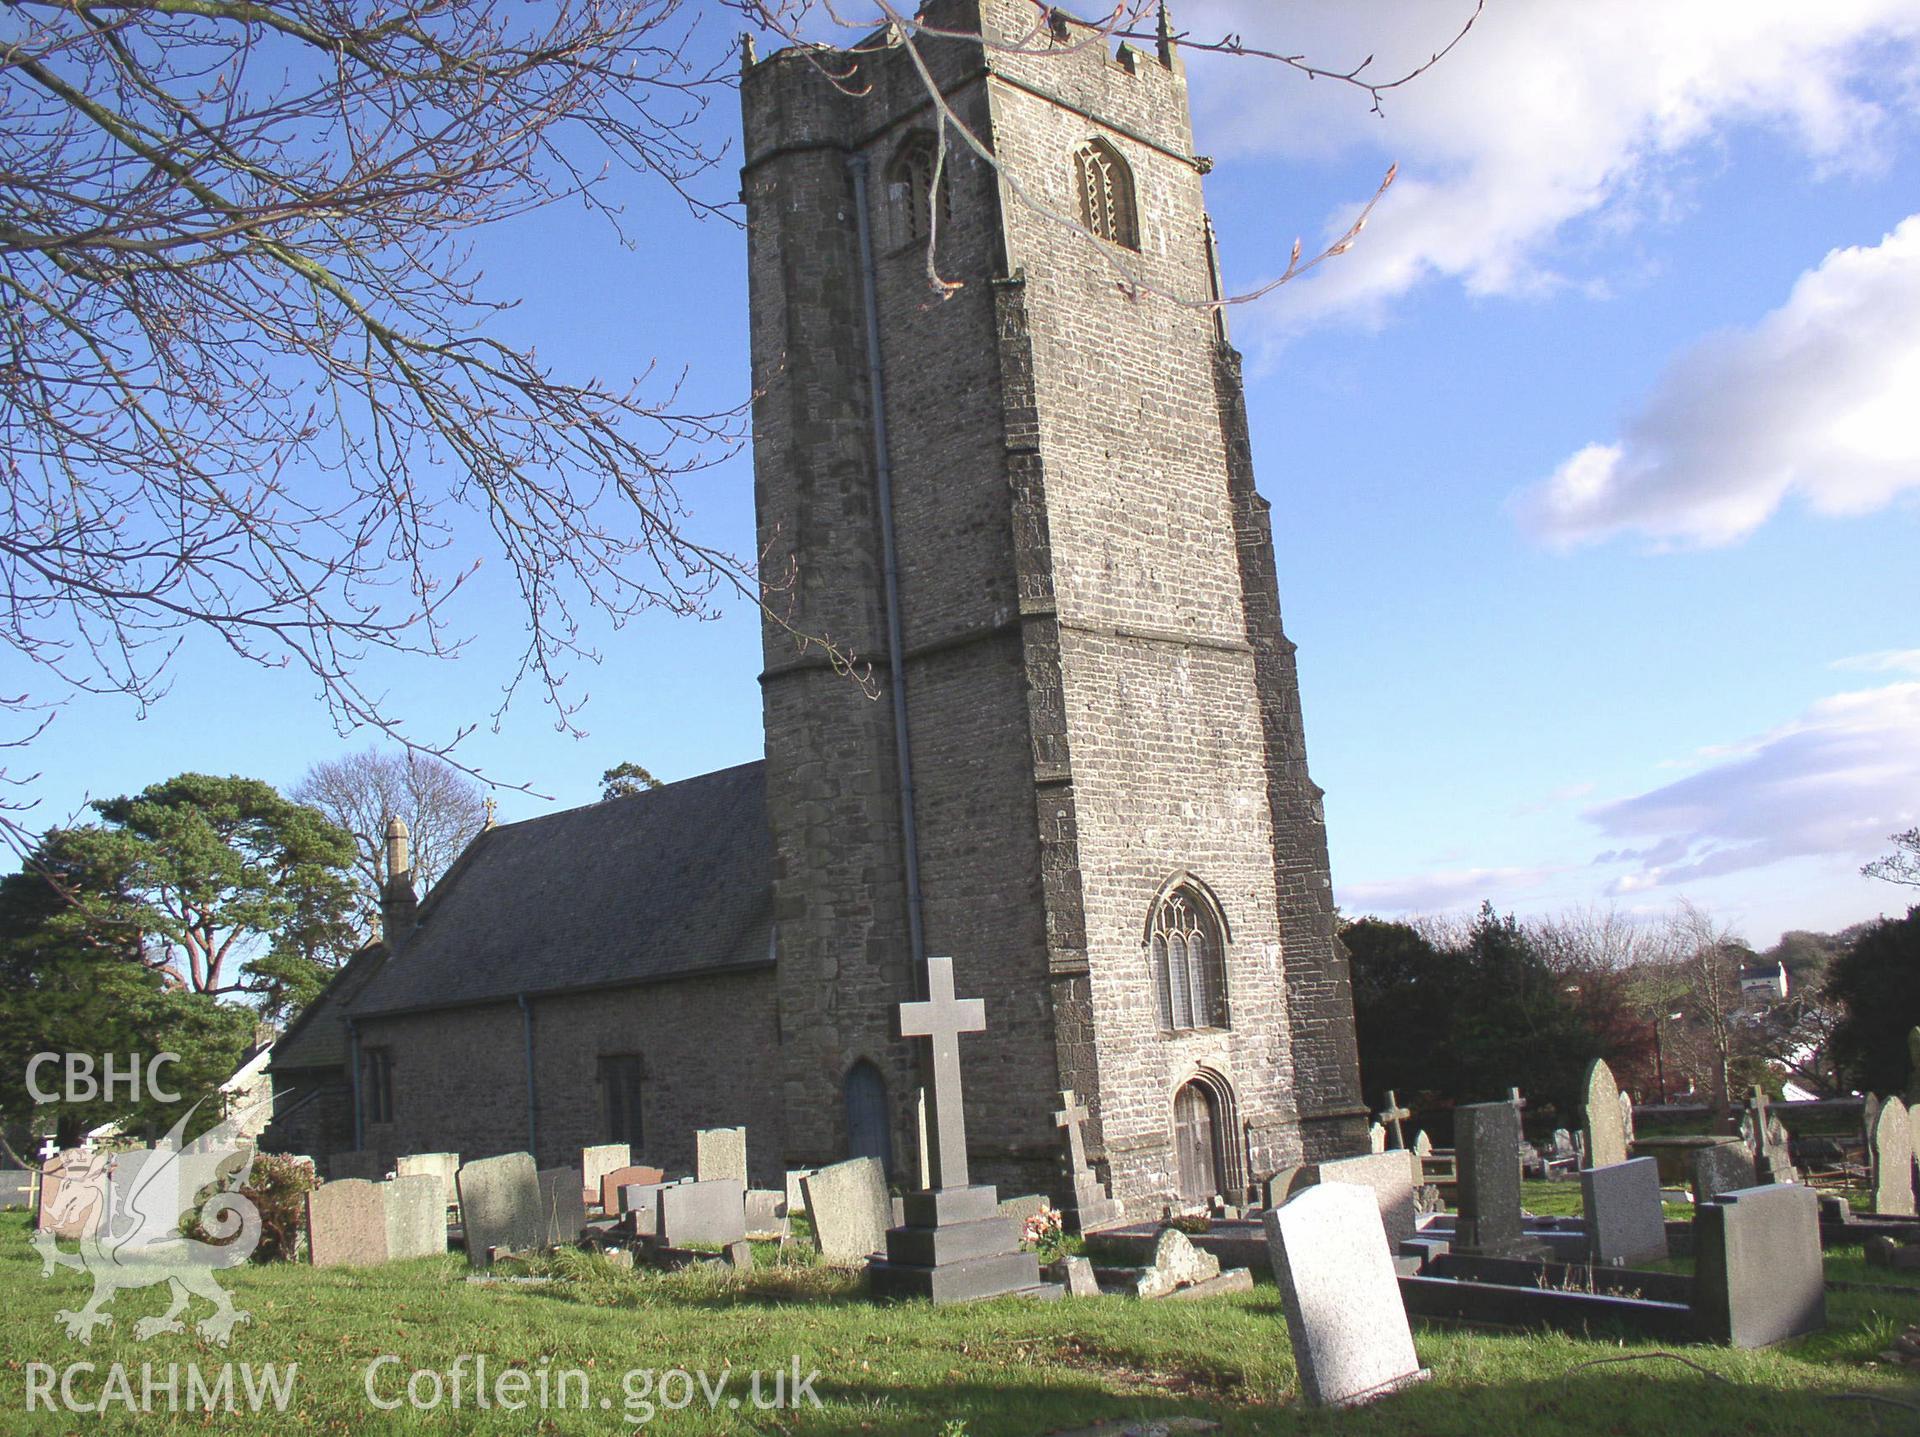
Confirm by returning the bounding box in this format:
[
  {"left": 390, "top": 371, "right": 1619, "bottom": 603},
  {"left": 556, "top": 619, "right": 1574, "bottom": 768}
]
[{"left": 1022, "top": 1205, "right": 1067, "bottom": 1263}]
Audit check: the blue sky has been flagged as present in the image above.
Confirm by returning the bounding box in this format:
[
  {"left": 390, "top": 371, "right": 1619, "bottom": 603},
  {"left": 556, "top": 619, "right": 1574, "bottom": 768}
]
[{"left": 17, "top": 1, "right": 1920, "bottom": 947}]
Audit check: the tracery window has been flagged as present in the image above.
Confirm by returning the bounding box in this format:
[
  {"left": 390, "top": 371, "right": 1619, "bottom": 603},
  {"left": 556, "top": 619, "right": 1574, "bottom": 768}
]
[
  {"left": 886, "top": 132, "right": 949, "bottom": 249},
  {"left": 1149, "top": 883, "right": 1229, "bottom": 1032},
  {"left": 1074, "top": 138, "right": 1139, "bottom": 250}
]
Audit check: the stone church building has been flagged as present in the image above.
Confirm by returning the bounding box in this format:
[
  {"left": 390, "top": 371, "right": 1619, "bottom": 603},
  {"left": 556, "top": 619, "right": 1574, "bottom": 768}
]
[{"left": 267, "top": 0, "right": 1365, "bottom": 1211}]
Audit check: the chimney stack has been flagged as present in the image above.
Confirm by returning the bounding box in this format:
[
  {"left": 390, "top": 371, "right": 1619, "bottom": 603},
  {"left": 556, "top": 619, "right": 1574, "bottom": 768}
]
[{"left": 380, "top": 815, "right": 419, "bottom": 947}]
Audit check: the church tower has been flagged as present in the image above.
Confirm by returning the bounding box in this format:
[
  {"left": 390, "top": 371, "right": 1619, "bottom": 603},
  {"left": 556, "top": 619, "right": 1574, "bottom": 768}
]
[{"left": 742, "top": 0, "right": 1365, "bottom": 1209}]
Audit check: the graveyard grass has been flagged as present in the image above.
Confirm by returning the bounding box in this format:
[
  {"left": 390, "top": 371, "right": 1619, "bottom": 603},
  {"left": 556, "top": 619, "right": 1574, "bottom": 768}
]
[{"left": 7, "top": 1216, "right": 1920, "bottom": 1433}]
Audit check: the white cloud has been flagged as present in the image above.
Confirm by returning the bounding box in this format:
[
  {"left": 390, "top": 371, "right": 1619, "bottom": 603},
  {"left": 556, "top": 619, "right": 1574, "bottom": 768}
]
[
  {"left": 1516, "top": 216, "right": 1920, "bottom": 545},
  {"left": 1585, "top": 682, "right": 1920, "bottom": 892},
  {"left": 1338, "top": 864, "right": 1556, "bottom": 915},
  {"left": 1179, "top": 0, "right": 1920, "bottom": 327},
  {"left": 1834, "top": 648, "right": 1920, "bottom": 675}
]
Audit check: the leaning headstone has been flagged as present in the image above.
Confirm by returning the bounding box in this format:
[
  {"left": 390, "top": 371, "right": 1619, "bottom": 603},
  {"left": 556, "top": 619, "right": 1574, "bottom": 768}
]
[
  {"left": 801, "top": 1157, "right": 890, "bottom": 1263},
  {"left": 395, "top": 1152, "right": 460, "bottom": 1201},
  {"left": 1061, "top": 1254, "right": 1100, "bottom": 1297},
  {"left": 1454, "top": 1101, "right": 1539, "bottom": 1258},
  {"left": 1874, "top": 1097, "right": 1916, "bottom": 1217},
  {"left": 384, "top": 1174, "right": 449, "bottom": 1259},
  {"left": 536, "top": 1168, "right": 589, "bottom": 1247},
  {"left": 1264, "top": 1183, "right": 1429, "bottom": 1408},
  {"left": 1692, "top": 1183, "right": 1825, "bottom": 1347},
  {"left": 580, "top": 1145, "right": 631, "bottom": 1208},
  {"left": 307, "top": 1178, "right": 389, "bottom": 1268},
  {"left": 694, "top": 1127, "right": 747, "bottom": 1185},
  {"left": 1316, "top": 1151, "right": 1418, "bottom": 1251},
  {"left": 1691, "top": 1141, "right": 1758, "bottom": 1207},
  {"left": 456, "top": 1152, "right": 541, "bottom": 1268},
  {"left": 659, "top": 1178, "right": 747, "bottom": 1248},
  {"left": 599, "top": 1164, "right": 664, "bottom": 1214},
  {"left": 1582, "top": 1059, "right": 1628, "bottom": 1169},
  {"left": 1581, "top": 1157, "right": 1667, "bottom": 1267}
]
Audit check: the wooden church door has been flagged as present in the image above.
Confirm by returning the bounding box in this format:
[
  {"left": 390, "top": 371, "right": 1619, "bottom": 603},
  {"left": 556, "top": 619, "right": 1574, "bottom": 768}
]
[
  {"left": 845, "top": 1060, "right": 894, "bottom": 1176},
  {"left": 1173, "top": 1081, "right": 1220, "bottom": 1202}
]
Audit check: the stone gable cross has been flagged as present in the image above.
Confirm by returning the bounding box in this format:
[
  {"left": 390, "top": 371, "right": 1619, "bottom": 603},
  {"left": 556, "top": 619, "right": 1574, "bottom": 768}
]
[
  {"left": 1055, "top": 1089, "right": 1092, "bottom": 1175},
  {"left": 898, "top": 955, "right": 987, "bottom": 1191},
  {"left": 1377, "top": 1091, "right": 1412, "bottom": 1150}
]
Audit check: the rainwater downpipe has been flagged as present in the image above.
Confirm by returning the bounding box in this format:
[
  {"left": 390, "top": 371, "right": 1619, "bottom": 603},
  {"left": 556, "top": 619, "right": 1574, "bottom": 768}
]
[
  {"left": 518, "top": 993, "right": 538, "bottom": 1160},
  {"left": 847, "top": 152, "right": 928, "bottom": 980},
  {"left": 348, "top": 1019, "right": 363, "bottom": 1152}
]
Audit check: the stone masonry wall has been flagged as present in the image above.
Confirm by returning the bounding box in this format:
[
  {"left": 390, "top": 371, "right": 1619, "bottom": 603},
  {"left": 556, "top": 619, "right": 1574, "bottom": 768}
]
[{"left": 350, "top": 969, "right": 786, "bottom": 1184}]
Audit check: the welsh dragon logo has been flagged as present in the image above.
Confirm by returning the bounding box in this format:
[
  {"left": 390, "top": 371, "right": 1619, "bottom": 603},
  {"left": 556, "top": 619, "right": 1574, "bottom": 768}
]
[{"left": 33, "top": 1099, "right": 269, "bottom": 1345}]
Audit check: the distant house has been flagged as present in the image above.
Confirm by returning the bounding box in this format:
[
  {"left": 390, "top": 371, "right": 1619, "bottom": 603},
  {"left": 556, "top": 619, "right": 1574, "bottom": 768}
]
[{"left": 1738, "top": 961, "right": 1789, "bottom": 1004}]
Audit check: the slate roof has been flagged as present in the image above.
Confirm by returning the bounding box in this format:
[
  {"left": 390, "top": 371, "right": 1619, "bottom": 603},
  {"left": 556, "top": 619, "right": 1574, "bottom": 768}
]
[{"left": 346, "top": 761, "right": 772, "bottom": 1019}]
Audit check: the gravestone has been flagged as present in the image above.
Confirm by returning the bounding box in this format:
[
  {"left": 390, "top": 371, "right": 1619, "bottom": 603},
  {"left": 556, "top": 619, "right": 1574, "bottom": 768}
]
[
  {"left": 581, "top": 1145, "right": 631, "bottom": 1207},
  {"left": 1054, "top": 1089, "right": 1124, "bottom": 1231},
  {"left": 395, "top": 1152, "right": 460, "bottom": 1202},
  {"left": 307, "top": 1178, "right": 389, "bottom": 1268},
  {"left": 1134, "top": 1226, "right": 1221, "bottom": 1298},
  {"left": 1264, "top": 1183, "right": 1429, "bottom": 1408},
  {"left": 1454, "top": 1101, "right": 1539, "bottom": 1259},
  {"left": 999, "top": 1193, "right": 1050, "bottom": 1226},
  {"left": 916, "top": 1087, "right": 932, "bottom": 1190},
  {"left": 1690, "top": 1141, "right": 1758, "bottom": 1207},
  {"left": 618, "top": 1180, "right": 675, "bottom": 1236},
  {"left": 1582, "top": 1059, "right": 1628, "bottom": 1169},
  {"left": 866, "top": 956, "right": 1042, "bottom": 1304},
  {"left": 659, "top": 1178, "right": 747, "bottom": 1248},
  {"left": 599, "top": 1164, "right": 665, "bottom": 1214},
  {"left": 1581, "top": 1157, "right": 1667, "bottom": 1267},
  {"left": 385, "top": 1174, "right": 449, "bottom": 1259},
  {"left": 1619, "top": 1090, "right": 1637, "bottom": 1149},
  {"left": 1061, "top": 1255, "right": 1100, "bottom": 1297},
  {"left": 1413, "top": 1131, "right": 1433, "bottom": 1158},
  {"left": 1316, "top": 1151, "right": 1418, "bottom": 1251},
  {"left": 1693, "top": 1183, "right": 1825, "bottom": 1347},
  {"left": 537, "top": 1167, "right": 589, "bottom": 1247},
  {"left": 0, "top": 1170, "right": 32, "bottom": 1209},
  {"left": 1265, "top": 1165, "right": 1312, "bottom": 1209},
  {"left": 784, "top": 1169, "right": 814, "bottom": 1216},
  {"left": 326, "top": 1151, "right": 385, "bottom": 1182},
  {"left": 802, "top": 1157, "right": 891, "bottom": 1263},
  {"left": 1376, "top": 1092, "right": 1412, "bottom": 1150},
  {"left": 1368, "top": 1123, "right": 1387, "bottom": 1154},
  {"left": 744, "top": 1188, "right": 788, "bottom": 1237},
  {"left": 1865, "top": 1093, "right": 1883, "bottom": 1185},
  {"left": 695, "top": 1128, "right": 747, "bottom": 1185},
  {"left": 1873, "top": 1097, "right": 1916, "bottom": 1217},
  {"left": 456, "top": 1152, "right": 541, "bottom": 1268}
]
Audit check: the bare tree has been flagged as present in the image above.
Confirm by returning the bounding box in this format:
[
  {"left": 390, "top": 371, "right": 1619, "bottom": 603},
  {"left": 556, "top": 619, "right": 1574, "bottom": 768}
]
[
  {"left": 1664, "top": 899, "right": 1751, "bottom": 1119},
  {"left": 1864, "top": 828, "right": 1920, "bottom": 887},
  {"left": 292, "top": 750, "right": 486, "bottom": 928},
  {"left": 2, "top": 0, "right": 1476, "bottom": 861}
]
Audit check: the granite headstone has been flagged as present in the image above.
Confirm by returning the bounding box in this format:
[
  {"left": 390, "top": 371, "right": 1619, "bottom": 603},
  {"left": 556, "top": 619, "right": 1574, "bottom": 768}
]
[
  {"left": 1264, "top": 1183, "right": 1428, "bottom": 1408},
  {"left": 384, "top": 1174, "right": 449, "bottom": 1259},
  {"left": 659, "top": 1178, "right": 747, "bottom": 1248},
  {"left": 1693, "top": 1182, "right": 1825, "bottom": 1347},
  {"left": 801, "top": 1157, "right": 890, "bottom": 1264},
  {"left": 694, "top": 1128, "right": 747, "bottom": 1185},
  {"left": 1316, "top": 1150, "right": 1419, "bottom": 1251},
  {"left": 1581, "top": 1157, "right": 1667, "bottom": 1267},
  {"left": 455, "top": 1152, "right": 541, "bottom": 1267}
]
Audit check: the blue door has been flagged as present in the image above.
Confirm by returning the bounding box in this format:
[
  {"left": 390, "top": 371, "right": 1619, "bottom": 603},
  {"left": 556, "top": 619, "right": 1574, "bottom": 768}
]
[{"left": 845, "top": 1061, "right": 894, "bottom": 1176}]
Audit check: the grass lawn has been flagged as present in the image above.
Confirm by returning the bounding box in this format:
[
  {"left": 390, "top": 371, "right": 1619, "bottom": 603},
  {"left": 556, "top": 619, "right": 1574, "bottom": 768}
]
[{"left": 4, "top": 1213, "right": 1919, "bottom": 1434}]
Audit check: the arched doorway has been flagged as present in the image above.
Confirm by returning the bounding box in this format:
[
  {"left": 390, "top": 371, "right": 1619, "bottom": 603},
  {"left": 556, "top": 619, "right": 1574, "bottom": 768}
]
[
  {"left": 1172, "top": 1080, "right": 1222, "bottom": 1202},
  {"left": 844, "top": 1060, "right": 894, "bottom": 1175}
]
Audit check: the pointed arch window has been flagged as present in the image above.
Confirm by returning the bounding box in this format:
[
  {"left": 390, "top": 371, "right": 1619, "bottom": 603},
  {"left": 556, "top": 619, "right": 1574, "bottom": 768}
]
[
  {"left": 1149, "top": 882, "right": 1229, "bottom": 1032},
  {"left": 886, "top": 132, "right": 949, "bottom": 250},
  {"left": 1074, "top": 138, "right": 1139, "bottom": 250}
]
